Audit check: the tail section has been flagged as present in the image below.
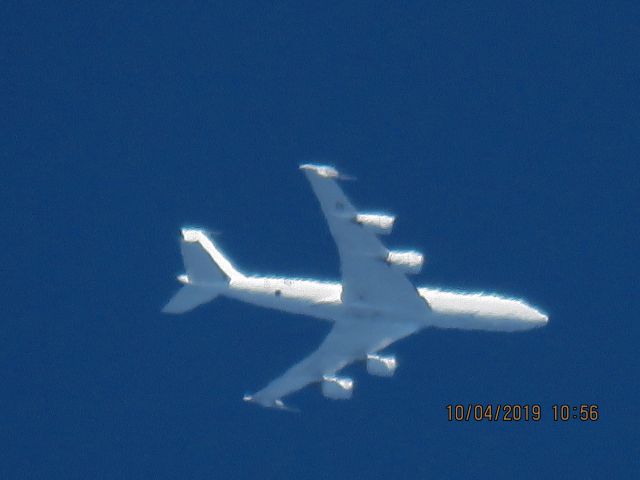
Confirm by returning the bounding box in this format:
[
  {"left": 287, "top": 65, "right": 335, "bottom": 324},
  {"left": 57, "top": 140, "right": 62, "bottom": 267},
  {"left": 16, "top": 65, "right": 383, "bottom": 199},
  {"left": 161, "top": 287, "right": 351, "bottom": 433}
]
[
  {"left": 179, "top": 228, "right": 242, "bottom": 284},
  {"left": 162, "top": 228, "right": 244, "bottom": 314}
]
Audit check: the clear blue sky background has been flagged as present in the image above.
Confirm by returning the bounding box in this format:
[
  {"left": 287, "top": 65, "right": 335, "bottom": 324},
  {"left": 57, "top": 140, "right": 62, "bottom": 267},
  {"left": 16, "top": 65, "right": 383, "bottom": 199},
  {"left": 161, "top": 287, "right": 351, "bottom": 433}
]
[{"left": 3, "top": 2, "right": 638, "bottom": 478}]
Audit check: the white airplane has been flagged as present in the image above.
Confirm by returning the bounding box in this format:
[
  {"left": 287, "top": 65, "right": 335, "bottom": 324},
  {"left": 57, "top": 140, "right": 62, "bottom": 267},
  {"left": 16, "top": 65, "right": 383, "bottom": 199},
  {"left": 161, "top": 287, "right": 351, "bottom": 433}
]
[{"left": 163, "top": 164, "right": 548, "bottom": 410}]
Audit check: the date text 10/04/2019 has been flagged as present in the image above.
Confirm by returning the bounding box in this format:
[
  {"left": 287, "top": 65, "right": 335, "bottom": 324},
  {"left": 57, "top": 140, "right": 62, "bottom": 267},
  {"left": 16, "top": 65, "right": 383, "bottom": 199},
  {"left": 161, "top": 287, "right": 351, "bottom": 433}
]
[{"left": 446, "top": 404, "right": 599, "bottom": 422}]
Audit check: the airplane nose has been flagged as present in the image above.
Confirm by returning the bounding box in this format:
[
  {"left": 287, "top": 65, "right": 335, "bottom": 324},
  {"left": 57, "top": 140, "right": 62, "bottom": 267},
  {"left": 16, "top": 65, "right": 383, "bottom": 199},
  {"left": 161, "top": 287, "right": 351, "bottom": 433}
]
[
  {"left": 523, "top": 305, "right": 548, "bottom": 327},
  {"left": 535, "top": 311, "right": 549, "bottom": 325}
]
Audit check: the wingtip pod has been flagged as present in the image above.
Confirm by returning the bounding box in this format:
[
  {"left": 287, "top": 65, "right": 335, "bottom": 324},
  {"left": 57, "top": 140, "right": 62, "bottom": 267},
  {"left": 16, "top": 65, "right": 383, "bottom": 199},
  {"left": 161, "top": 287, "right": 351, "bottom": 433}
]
[
  {"left": 299, "top": 163, "right": 339, "bottom": 178},
  {"left": 243, "top": 394, "right": 298, "bottom": 412},
  {"left": 299, "top": 163, "right": 357, "bottom": 181}
]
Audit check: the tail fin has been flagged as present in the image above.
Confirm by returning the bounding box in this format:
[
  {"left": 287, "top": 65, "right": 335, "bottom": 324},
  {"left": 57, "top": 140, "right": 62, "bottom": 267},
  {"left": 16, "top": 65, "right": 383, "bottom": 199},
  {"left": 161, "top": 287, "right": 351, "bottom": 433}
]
[
  {"left": 162, "top": 228, "right": 243, "bottom": 314},
  {"left": 179, "top": 228, "right": 242, "bottom": 284}
]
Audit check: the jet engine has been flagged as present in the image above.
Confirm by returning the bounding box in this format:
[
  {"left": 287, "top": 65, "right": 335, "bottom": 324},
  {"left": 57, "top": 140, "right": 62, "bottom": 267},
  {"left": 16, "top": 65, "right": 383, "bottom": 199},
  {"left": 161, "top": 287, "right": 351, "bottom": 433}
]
[
  {"left": 355, "top": 213, "right": 395, "bottom": 235},
  {"left": 321, "top": 375, "right": 354, "bottom": 400},
  {"left": 366, "top": 354, "right": 397, "bottom": 377},
  {"left": 385, "top": 250, "right": 424, "bottom": 274}
]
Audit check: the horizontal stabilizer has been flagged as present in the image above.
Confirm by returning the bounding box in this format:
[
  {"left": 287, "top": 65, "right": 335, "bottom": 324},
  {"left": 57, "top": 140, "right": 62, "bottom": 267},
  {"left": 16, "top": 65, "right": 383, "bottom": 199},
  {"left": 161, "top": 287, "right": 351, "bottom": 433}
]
[{"left": 162, "top": 286, "right": 218, "bottom": 314}]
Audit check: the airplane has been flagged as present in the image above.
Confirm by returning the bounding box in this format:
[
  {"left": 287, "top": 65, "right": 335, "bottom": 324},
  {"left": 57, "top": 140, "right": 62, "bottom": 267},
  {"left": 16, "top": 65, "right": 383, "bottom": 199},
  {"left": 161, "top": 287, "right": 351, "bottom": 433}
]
[{"left": 163, "top": 164, "right": 548, "bottom": 410}]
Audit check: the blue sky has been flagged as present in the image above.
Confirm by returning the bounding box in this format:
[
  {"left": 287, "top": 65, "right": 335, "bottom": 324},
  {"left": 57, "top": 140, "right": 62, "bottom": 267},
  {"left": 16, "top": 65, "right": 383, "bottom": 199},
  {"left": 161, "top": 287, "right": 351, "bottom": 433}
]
[{"left": 3, "top": 2, "right": 638, "bottom": 478}]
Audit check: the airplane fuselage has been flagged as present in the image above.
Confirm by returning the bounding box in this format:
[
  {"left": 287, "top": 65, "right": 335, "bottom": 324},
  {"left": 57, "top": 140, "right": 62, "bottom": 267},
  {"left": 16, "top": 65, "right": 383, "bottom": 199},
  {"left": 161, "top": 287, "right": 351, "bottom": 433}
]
[{"left": 209, "top": 275, "right": 548, "bottom": 332}]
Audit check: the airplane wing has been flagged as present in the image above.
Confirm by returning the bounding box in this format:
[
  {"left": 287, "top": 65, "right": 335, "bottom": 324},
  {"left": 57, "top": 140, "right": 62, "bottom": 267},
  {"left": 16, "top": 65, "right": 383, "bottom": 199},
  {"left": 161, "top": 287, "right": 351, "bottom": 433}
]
[
  {"left": 300, "top": 164, "right": 427, "bottom": 311},
  {"left": 245, "top": 164, "right": 427, "bottom": 408},
  {"left": 245, "top": 318, "right": 418, "bottom": 409}
]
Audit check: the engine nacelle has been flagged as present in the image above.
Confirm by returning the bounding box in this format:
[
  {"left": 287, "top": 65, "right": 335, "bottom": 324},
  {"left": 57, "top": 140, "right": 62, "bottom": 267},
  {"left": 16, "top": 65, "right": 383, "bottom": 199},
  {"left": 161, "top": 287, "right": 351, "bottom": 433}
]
[
  {"left": 366, "top": 354, "right": 397, "bottom": 377},
  {"left": 321, "top": 375, "right": 354, "bottom": 400},
  {"left": 385, "top": 250, "right": 424, "bottom": 274},
  {"left": 355, "top": 213, "right": 395, "bottom": 235}
]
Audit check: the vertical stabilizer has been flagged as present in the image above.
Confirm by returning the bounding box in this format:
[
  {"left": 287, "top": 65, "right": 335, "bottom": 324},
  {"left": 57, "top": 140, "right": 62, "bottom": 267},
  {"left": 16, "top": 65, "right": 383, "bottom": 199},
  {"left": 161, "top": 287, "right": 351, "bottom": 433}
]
[{"left": 179, "top": 228, "right": 243, "bottom": 283}]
